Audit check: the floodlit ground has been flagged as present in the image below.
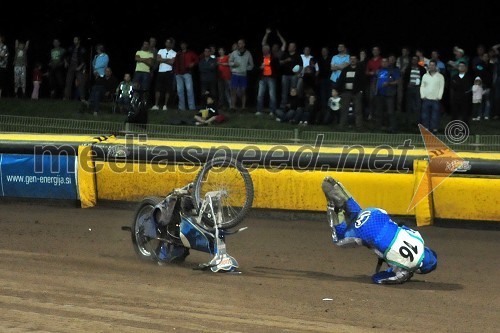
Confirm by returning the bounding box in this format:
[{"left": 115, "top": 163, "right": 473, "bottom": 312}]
[{"left": 0, "top": 200, "right": 498, "bottom": 332}]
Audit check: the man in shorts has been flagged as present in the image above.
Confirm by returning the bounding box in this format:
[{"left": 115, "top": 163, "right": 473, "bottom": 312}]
[{"left": 151, "top": 37, "right": 176, "bottom": 111}]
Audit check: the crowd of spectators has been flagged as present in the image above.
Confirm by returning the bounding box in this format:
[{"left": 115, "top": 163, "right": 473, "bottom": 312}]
[{"left": 0, "top": 30, "right": 499, "bottom": 132}]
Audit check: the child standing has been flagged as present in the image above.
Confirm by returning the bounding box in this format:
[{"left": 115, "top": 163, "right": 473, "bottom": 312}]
[
  {"left": 31, "top": 62, "right": 43, "bottom": 100},
  {"left": 115, "top": 73, "right": 134, "bottom": 114},
  {"left": 326, "top": 88, "right": 341, "bottom": 125},
  {"left": 472, "top": 76, "right": 484, "bottom": 121}
]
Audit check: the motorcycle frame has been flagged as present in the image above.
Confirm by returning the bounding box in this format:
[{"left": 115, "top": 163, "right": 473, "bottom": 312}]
[{"left": 154, "top": 183, "right": 245, "bottom": 272}]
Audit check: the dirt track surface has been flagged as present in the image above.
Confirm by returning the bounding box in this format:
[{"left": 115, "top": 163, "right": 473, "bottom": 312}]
[{"left": 0, "top": 200, "right": 498, "bottom": 333}]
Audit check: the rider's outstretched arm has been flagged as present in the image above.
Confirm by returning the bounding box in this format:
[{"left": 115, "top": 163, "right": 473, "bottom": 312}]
[
  {"left": 323, "top": 176, "right": 364, "bottom": 246},
  {"left": 327, "top": 206, "right": 363, "bottom": 247},
  {"left": 344, "top": 197, "right": 363, "bottom": 224}
]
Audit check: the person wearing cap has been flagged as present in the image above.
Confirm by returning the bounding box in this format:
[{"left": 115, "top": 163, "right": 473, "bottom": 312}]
[{"left": 447, "top": 46, "right": 468, "bottom": 78}]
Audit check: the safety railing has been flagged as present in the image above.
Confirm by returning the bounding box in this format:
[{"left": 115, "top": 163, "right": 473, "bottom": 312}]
[{"left": 1, "top": 115, "right": 499, "bottom": 152}]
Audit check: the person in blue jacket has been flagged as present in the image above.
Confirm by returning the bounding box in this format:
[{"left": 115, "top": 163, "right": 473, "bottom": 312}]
[{"left": 321, "top": 176, "right": 437, "bottom": 284}]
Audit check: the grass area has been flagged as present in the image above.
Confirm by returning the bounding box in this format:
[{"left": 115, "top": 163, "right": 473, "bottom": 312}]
[
  {"left": 0, "top": 97, "right": 335, "bottom": 132},
  {"left": 0, "top": 97, "right": 499, "bottom": 136}
]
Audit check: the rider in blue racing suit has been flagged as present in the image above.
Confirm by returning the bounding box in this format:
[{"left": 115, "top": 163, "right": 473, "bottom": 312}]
[{"left": 322, "top": 176, "right": 438, "bottom": 284}]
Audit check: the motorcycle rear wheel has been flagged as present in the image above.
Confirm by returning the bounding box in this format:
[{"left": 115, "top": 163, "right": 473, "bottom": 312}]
[
  {"left": 131, "top": 196, "right": 164, "bottom": 262},
  {"left": 193, "top": 156, "right": 254, "bottom": 230}
]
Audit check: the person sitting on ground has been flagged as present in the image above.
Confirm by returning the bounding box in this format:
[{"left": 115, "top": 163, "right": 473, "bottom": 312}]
[
  {"left": 321, "top": 176, "right": 438, "bottom": 284},
  {"left": 293, "top": 93, "right": 317, "bottom": 126},
  {"left": 194, "top": 93, "right": 225, "bottom": 126},
  {"left": 275, "top": 87, "right": 304, "bottom": 123}
]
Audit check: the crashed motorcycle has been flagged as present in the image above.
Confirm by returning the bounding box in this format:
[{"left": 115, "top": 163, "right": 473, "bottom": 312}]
[{"left": 123, "top": 157, "right": 254, "bottom": 272}]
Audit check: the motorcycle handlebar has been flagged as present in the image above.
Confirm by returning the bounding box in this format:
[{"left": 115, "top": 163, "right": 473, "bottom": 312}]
[{"left": 172, "top": 182, "right": 194, "bottom": 196}]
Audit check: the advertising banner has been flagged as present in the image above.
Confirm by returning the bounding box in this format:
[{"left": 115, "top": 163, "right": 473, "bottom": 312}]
[{"left": 0, "top": 154, "right": 78, "bottom": 199}]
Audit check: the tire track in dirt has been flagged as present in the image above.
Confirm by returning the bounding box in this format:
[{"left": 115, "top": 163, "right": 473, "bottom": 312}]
[
  {"left": 0, "top": 249, "right": 368, "bottom": 332},
  {"left": 1, "top": 202, "right": 499, "bottom": 333}
]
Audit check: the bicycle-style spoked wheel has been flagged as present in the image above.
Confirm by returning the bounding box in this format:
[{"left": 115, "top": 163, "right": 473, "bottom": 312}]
[
  {"left": 193, "top": 157, "right": 254, "bottom": 230},
  {"left": 131, "top": 197, "right": 163, "bottom": 262}
]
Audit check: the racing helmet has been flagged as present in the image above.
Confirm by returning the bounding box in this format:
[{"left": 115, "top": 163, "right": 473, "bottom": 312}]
[{"left": 418, "top": 247, "right": 438, "bottom": 274}]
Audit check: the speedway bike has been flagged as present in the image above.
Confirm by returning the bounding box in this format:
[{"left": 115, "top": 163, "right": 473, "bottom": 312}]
[{"left": 123, "top": 156, "right": 254, "bottom": 272}]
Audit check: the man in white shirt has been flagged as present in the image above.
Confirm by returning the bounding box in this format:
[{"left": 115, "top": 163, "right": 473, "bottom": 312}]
[
  {"left": 297, "top": 46, "right": 319, "bottom": 96},
  {"left": 152, "top": 38, "right": 177, "bottom": 110},
  {"left": 419, "top": 60, "right": 445, "bottom": 133}
]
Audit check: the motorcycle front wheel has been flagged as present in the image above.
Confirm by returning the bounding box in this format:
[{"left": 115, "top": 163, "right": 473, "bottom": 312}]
[
  {"left": 193, "top": 156, "right": 254, "bottom": 230},
  {"left": 130, "top": 196, "right": 163, "bottom": 262}
]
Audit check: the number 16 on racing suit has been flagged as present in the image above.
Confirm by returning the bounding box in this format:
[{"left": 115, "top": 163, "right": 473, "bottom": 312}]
[{"left": 322, "top": 177, "right": 438, "bottom": 284}]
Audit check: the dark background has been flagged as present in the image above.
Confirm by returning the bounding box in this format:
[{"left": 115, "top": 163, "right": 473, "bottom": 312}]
[{"left": 1, "top": 1, "right": 498, "bottom": 98}]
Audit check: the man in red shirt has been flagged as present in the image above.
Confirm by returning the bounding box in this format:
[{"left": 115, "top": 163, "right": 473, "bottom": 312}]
[
  {"left": 174, "top": 41, "right": 199, "bottom": 111},
  {"left": 365, "top": 46, "right": 382, "bottom": 120},
  {"left": 217, "top": 46, "right": 231, "bottom": 109}
]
